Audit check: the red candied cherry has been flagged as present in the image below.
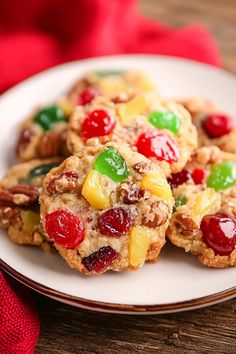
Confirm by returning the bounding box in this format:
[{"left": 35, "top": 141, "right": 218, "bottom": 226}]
[
  {"left": 191, "top": 168, "right": 206, "bottom": 185},
  {"left": 77, "top": 88, "right": 99, "bottom": 106},
  {"left": 98, "top": 207, "right": 133, "bottom": 237},
  {"left": 200, "top": 213, "right": 236, "bottom": 256},
  {"left": 168, "top": 169, "right": 191, "bottom": 188},
  {"left": 202, "top": 114, "right": 235, "bottom": 138},
  {"left": 82, "top": 109, "right": 116, "bottom": 140},
  {"left": 82, "top": 246, "right": 118, "bottom": 272},
  {"left": 136, "top": 131, "right": 180, "bottom": 163},
  {"left": 45, "top": 210, "right": 85, "bottom": 249}
]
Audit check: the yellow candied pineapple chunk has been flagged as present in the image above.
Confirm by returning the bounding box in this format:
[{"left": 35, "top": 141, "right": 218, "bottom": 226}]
[
  {"left": 98, "top": 77, "right": 126, "bottom": 95},
  {"left": 82, "top": 170, "right": 110, "bottom": 209},
  {"left": 137, "top": 76, "right": 155, "bottom": 92},
  {"left": 116, "top": 94, "right": 147, "bottom": 125},
  {"left": 193, "top": 188, "right": 220, "bottom": 216},
  {"left": 57, "top": 97, "right": 75, "bottom": 117},
  {"left": 21, "top": 210, "right": 40, "bottom": 235},
  {"left": 141, "top": 173, "right": 172, "bottom": 200},
  {"left": 129, "top": 226, "right": 152, "bottom": 266}
]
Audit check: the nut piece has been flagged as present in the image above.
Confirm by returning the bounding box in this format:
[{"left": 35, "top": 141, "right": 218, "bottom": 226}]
[
  {"left": 38, "top": 130, "right": 65, "bottom": 158},
  {"left": 142, "top": 201, "right": 170, "bottom": 227},
  {"left": 193, "top": 146, "right": 222, "bottom": 166},
  {"left": 47, "top": 172, "right": 79, "bottom": 194},
  {"left": 174, "top": 213, "right": 198, "bottom": 236},
  {"left": 133, "top": 161, "right": 151, "bottom": 174},
  {"left": 0, "top": 185, "right": 39, "bottom": 207},
  {"left": 119, "top": 182, "right": 149, "bottom": 204},
  {"left": 0, "top": 206, "right": 20, "bottom": 228}
]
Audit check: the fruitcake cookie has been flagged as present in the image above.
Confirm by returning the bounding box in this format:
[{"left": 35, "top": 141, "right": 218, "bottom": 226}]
[
  {"left": 0, "top": 157, "right": 62, "bottom": 250},
  {"left": 67, "top": 94, "right": 197, "bottom": 176},
  {"left": 40, "top": 143, "right": 174, "bottom": 275},
  {"left": 167, "top": 146, "right": 236, "bottom": 268},
  {"left": 16, "top": 99, "right": 73, "bottom": 161},
  {"left": 179, "top": 97, "right": 236, "bottom": 154},
  {"left": 67, "top": 70, "right": 156, "bottom": 106}
]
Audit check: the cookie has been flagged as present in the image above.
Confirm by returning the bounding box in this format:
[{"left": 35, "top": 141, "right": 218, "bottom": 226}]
[
  {"left": 0, "top": 157, "right": 62, "bottom": 250},
  {"left": 167, "top": 146, "right": 236, "bottom": 268},
  {"left": 67, "top": 70, "right": 156, "bottom": 105},
  {"left": 15, "top": 100, "right": 72, "bottom": 161},
  {"left": 40, "top": 143, "right": 173, "bottom": 275},
  {"left": 67, "top": 94, "right": 197, "bottom": 176},
  {"left": 180, "top": 97, "right": 236, "bottom": 154}
]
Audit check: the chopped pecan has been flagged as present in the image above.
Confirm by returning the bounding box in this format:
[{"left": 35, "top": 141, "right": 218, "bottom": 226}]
[
  {"left": 0, "top": 206, "right": 20, "bottom": 227},
  {"left": 194, "top": 146, "right": 222, "bottom": 166},
  {"left": 0, "top": 185, "right": 39, "bottom": 207},
  {"left": 119, "top": 182, "right": 150, "bottom": 204},
  {"left": 0, "top": 189, "right": 14, "bottom": 205},
  {"left": 174, "top": 213, "right": 198, "bottom": 236},
  {"left": 16, "top": 127, "right": 34, "bottom": 157},
  {"left": 143, "top": 201, "right": 170, "bottom": 228},
  {"left": 133, "top": 161, "right": 151, "bottom": 174},
  {"left": 38, "top": 130, "right": 65, "bottom": 158},
  {"left": 47, "top": 171, "right": 78, "bottom": 194}
]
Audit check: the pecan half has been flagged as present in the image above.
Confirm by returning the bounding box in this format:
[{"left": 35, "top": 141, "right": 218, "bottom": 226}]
[
  {"left": 47, "top": 171, "right": 78, "bottom": 194},
  {"left": 119, "top": 182, "right": 149, "bottom": 204},
  {"left": 133, "top": 161, "right": 151, "bottom": 174},
  {"left": 0, "top": 185, "right": 39, "bottom": 207},
  {"left": 143, "top": 201, "right": 170, "bottom": 228},
  {"left": 174, "top": 213, "right": 198, "bottom": 236},
  {"left": 38, "top": 130, "right": 65, "bottom": 158},
  {"left": 0, "top": 206, "right": 20, "bottom": 227},
  {"left": 16, "top": 127, "right": 34, "bottom": 157}
]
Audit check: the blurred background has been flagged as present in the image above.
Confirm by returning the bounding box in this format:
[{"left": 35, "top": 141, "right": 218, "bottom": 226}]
[
  {"left": 0, "top": 0, "right": 236, "bottom": 93},
  {"left": 141, "top": 0, "right": 236, "bottom": 73}
]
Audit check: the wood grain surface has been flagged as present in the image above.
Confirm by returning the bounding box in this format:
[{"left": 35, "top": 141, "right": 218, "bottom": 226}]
[{"left": 35, "top": 1, "right": 236, "bottom": 353}]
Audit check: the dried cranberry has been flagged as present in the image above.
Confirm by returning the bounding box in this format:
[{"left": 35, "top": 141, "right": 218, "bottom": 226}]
[
  {"left": 82, "top": 109, "right": 115, "bottom": 140},
  {"left": 200, "top": 213, "right": 236, "bottom": 256},
  {"left": 77, "top": 88, "right": 98, "bottom": 106},
  {"left": 82, "top": 246, "right": 118, "bottom": 272},
  {"left": 45, "top": 210, "right": 85, "bottom": 249},
  {"left": 191, "top": 168, "right": 206, "bottom": 185},
  {"left": 136, "top": 131, "right": 180, "bottom": 163},
  {"left": 16, "top": 128, "right": 34, "bottom": 156},
  {"left": 168, "top": 169, "right": 191, "bottom": 188},
  {"left": 98, "top": 207, "right": 133, "bottom": 237},
  {"left": 202, "top": 114, "right": 235, "bottom": 138}
]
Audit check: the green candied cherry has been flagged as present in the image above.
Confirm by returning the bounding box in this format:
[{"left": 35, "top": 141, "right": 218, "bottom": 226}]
[
  {"left": 207, "top": 162, "right": 236, "bottom": 191},
  {"left": 93, "top": 70, "right": 124, "bottom": 77},
  {"left": 34, "top": 105, "right": 66, "bottom": 131},
  {"left": 173, "top": 195, "right": 187, "bottom": 212},
  {"left": 28, "top": 163, "right": 59, "bottom": 180},
  {"left": 148, "top": 111, "right": 181, "bottom": 134},
  {"left": 95, "top": 146, "right": 129, "bottom": 183}
]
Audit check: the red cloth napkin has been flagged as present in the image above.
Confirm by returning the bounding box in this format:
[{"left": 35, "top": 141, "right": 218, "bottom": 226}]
[
  {"left": 0, "top": 0, "right": 221, "bottom": 94},
  {"left": 0, "top": 272, "right": 39, "bottom": 353},
  {"left": 0, "top": 0, "right": 221, "bottom": 352}
]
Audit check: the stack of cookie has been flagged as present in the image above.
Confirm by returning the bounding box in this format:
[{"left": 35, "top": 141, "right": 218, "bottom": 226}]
[{"left": 0, "top": 70, "right": 235, "bottom": 275}]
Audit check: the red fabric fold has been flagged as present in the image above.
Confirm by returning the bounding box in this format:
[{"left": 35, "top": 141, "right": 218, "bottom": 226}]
[
  {"left": 0, "top": 0, "right": 220, "bottom": 93},
  {"left": 0, "top": 0, "right": 221, "bottom": 352},
  {"left": 0, "top": 271, "right": 39, "bottom": 353}
]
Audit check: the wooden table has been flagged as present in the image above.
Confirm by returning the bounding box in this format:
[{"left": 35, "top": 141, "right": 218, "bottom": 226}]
[{"left": 35, "top": 1, "right": 236, "bottom": 353}]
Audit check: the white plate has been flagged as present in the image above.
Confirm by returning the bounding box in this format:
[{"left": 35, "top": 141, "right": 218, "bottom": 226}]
[{"left": 0, "top": 55, "right": 235, "bottom": 314}]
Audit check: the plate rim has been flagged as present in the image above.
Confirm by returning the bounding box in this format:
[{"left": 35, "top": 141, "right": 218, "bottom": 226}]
[
  {"left": 1, "top": 54, "right": 236, "bottom": 103},
  {"left": 0, "top": 54, "right": 236, "bottom": 314},
  {"left": 1, "top": 259, "right": 235, "bottom": 314}
]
